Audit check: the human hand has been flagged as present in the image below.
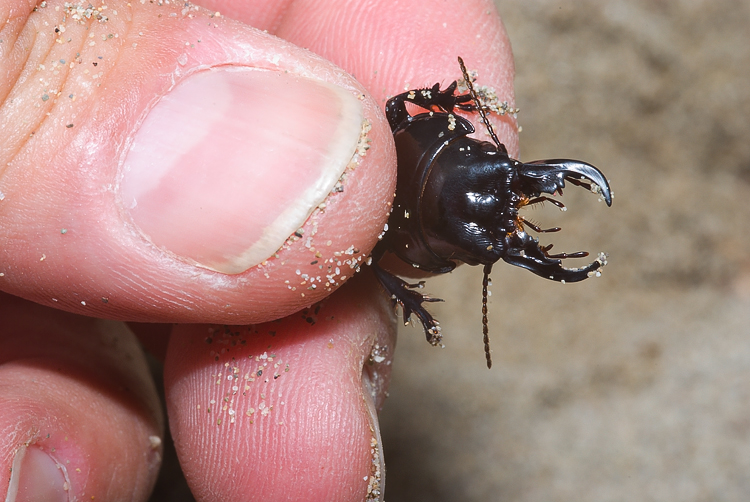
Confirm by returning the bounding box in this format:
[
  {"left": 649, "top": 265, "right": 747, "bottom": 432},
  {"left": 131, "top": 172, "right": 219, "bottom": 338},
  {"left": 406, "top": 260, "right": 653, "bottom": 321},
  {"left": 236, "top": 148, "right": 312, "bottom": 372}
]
[{"left": 0, "top": 0, "right": 516, "bottom": 500}]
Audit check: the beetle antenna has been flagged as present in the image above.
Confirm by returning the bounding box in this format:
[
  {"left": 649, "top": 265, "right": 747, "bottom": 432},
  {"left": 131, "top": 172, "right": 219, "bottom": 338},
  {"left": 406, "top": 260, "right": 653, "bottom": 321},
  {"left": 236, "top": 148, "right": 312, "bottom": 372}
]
[
  {"left": 482, "top": 263, "right": 493, "bottom": 369},
  {"left": 458, "top": 56, "right": 502, "bottom": 148}
]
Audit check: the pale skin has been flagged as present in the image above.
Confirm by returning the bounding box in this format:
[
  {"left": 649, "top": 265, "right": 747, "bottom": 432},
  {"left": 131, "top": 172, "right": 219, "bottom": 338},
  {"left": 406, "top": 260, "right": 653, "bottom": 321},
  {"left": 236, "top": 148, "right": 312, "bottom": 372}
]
[{"left": 0, "top": 0, "right": 517, "bottom": 500}]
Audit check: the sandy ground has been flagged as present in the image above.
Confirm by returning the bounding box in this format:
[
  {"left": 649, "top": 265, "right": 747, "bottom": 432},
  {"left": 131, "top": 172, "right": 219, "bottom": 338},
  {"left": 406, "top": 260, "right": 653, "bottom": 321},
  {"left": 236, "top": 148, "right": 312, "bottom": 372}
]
[{"left": 379, "top": 1, "right": 750, "bottom": 501}]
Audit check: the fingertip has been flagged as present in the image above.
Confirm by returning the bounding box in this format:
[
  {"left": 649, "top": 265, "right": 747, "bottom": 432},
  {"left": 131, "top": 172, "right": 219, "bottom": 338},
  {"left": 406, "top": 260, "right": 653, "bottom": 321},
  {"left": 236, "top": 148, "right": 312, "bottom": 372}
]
[
  {"left": 0, "top": 300, "right": 163, "bottom": 501},
  {"left": 164, "top": 272, "right": 396, "bottom": 501}
]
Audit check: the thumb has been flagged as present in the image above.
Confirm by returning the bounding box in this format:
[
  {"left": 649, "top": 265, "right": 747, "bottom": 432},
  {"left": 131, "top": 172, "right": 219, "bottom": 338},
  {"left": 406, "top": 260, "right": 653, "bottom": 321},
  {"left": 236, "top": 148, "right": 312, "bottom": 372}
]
[{"left": 0, "top": 0, "right": 394, "bottom": 323}]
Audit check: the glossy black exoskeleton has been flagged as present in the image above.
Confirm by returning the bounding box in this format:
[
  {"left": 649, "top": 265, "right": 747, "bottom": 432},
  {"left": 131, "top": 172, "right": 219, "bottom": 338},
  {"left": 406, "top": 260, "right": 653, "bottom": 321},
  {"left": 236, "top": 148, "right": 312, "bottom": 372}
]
[{"left": 371, "top": 57, "right": 612, "bottom": 368}]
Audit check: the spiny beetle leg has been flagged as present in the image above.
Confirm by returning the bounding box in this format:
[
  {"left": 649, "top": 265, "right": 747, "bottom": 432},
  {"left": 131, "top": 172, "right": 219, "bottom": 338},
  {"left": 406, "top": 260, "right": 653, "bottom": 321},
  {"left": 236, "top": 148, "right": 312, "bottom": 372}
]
[
  {"left": 371, "top": 264, "right": 443, "bottom": 346},
  {"left": 385, "top": 81, "right": 467, "bottom": 131}
]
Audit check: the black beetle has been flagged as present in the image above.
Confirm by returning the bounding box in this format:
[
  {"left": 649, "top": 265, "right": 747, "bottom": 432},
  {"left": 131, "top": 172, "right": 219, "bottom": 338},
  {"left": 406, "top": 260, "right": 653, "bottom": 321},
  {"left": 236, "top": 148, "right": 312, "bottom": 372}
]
[{"left": 370, "top": 57, "right": 612, "bottom": 368}]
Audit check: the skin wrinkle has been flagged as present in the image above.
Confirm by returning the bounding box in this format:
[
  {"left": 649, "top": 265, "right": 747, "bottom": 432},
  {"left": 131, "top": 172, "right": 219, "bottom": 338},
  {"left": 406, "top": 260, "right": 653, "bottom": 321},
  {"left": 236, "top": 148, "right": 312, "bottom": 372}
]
[
  {"left": 0, "top": 12, "right": 33, "bottom": 104},
  {"left": 2, "top": 4, "right": 113, "bottom": 175},
  {"left": 0, "top": 20, "right": 43, "bottom": 167}
]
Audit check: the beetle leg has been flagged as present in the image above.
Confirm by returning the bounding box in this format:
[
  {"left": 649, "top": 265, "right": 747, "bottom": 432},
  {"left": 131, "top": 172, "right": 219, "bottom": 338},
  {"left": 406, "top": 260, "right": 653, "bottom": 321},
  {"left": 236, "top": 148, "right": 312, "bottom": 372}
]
[
  {"left": 385, "top": 81, "right": 468, "bottom": 132},
  {"left": 371, "top": 264, "right": 443, "bottom": 345},
  {"left": 519, "top": 217, "right": 561, "bottom": 233},
  {"left": 525, "top": 196, "right": 567, "bottom": 211}
]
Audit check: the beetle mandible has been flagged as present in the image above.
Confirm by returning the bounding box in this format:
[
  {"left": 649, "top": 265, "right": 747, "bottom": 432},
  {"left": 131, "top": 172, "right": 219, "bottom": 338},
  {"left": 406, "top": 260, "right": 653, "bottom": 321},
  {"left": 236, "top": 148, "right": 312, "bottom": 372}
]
[{"left": 370, "top": 57, "right": 612, "bottom": 368}]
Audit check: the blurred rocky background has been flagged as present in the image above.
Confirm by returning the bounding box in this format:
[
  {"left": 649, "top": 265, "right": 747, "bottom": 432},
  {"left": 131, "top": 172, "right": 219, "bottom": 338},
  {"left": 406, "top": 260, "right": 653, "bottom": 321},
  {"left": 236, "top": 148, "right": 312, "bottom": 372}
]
[{"left": 380, "top": 1, "right": 750, "bottom": 501}]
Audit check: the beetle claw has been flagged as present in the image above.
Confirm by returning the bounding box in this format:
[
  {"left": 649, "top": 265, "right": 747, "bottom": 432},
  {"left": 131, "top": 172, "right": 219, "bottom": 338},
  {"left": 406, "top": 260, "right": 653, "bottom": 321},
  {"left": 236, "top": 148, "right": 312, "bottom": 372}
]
[
  {"left": 503, "top": 232, "right": 607, "bottom": 283},
  {"left": 403, "top": 302, "right": 443, "bottom": 346},
  {"left": 519, "top": 159, "right": 612, "bottom": 206}
]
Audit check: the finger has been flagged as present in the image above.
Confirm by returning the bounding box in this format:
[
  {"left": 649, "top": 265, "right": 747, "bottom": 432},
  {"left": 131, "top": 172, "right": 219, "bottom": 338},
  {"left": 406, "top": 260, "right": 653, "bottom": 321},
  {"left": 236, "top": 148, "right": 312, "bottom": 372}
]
[
  {"left": 278, "top": 0, "right": 518, "bottom": 155},
  {"left": 198, "top": 0, "right": 519, "bottom": 156},
  {"left": 0, "top": 0, "right": 395, "bottom": 323},
  {"left": 0, "top": 294, "right": 163, "bottom": 501},
  {"left": 164, "top": 271, "right": 396, "bottom": 502}
]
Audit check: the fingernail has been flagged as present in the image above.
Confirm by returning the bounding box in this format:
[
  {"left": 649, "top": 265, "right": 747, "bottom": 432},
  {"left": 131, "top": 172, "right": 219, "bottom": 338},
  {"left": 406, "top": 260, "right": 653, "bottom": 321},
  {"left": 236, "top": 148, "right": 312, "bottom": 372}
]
[
  {"left": 7, "top": 446, "right": 68, "bottom": 502},
  {"left": 120, "top": 68, "right": 364, "bottom": 273}
]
